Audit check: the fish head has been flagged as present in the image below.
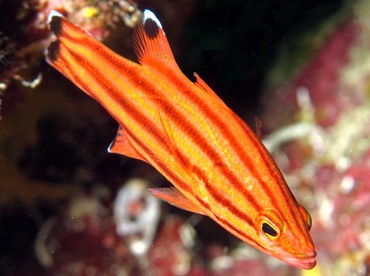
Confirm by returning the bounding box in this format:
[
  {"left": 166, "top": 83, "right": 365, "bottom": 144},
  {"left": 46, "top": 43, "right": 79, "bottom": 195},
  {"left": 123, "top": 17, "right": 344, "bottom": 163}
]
[{"left": 252, "top": 205, "right": 316, "bottom": 269}]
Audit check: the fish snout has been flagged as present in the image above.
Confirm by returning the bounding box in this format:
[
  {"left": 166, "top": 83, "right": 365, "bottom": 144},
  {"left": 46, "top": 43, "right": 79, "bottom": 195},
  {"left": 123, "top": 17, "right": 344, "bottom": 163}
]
[{"left": 283, "top": 250, "right": 317, "bottom": 270}]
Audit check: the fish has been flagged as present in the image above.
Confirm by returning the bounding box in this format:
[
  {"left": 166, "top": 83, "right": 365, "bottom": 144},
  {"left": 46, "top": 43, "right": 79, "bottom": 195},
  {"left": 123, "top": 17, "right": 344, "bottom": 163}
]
[{"left": 45, "top": 9, "right": 316, "bottom": 269}]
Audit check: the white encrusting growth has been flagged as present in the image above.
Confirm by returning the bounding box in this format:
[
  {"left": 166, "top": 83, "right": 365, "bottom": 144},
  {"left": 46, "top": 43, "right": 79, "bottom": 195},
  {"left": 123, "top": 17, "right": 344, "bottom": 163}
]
[{"left": 114, "top": 178, "right": 160, "bottom": 257}]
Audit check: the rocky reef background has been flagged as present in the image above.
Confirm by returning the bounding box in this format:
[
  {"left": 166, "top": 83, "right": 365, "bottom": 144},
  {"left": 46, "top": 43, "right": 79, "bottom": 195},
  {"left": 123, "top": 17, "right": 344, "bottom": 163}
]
[{"left": 1, "top": 0, "right": 369, "bottom": 275}]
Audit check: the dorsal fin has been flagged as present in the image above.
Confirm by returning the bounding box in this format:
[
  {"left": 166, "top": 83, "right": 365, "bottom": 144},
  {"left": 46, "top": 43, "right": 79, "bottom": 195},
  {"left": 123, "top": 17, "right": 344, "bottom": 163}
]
[
  {"left": 133, "top": 10, "right": 179, "bottom": 68},
  {"left": 255, "top": 117, "right": 262, "bottom": 139},
  {"left": 108, "top": 126, "right": 148, "bottom": 163},
  {"left": 193, "top": 73, "right": 231, "bottom": 109},
  {"left": 193, "top": 72, "right": 219, "bottom": 97}
]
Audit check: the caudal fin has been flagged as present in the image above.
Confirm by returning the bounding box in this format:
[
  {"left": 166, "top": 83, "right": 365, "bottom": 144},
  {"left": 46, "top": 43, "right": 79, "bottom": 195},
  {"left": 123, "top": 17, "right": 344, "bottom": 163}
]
[{"left": 44, "top": 10, "right": 139, "bottom": 114}]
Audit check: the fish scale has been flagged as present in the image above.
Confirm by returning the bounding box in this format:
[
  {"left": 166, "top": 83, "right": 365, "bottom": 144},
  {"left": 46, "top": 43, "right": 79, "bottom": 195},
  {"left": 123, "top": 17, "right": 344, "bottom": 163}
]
[{"left": 45, "top": 9, "right": 316, "bottom": 269}]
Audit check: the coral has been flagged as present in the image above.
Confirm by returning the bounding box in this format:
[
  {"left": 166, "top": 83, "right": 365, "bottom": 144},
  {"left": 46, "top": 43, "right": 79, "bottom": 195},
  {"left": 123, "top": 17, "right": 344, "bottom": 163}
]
[
  {"left": 45, "top": 0, "right": 141, "bottom": 40},
  {"left": 114, "top": 178, "right": 160, "bottom": 257},
  {"left": 0, "top": 0, "right": 141, "bottom": 99}
]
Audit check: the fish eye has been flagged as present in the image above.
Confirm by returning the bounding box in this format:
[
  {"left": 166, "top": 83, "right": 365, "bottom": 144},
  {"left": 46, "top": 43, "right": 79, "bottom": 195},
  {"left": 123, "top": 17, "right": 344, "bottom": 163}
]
[
  {"left": 255, "top": 210, "right": 283, "bottom": 240},
  {"left": 262, "top": 222, "right": 278, "bottom": 237},
  {"left": 298, "top": 205, "right": 312, "bottom": 230}
]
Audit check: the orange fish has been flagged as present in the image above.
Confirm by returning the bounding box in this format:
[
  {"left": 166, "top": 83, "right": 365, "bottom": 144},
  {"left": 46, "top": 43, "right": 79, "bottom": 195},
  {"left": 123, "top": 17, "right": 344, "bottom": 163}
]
[{"left": 45, "top": 10, "right": 316, "bottom": 269}]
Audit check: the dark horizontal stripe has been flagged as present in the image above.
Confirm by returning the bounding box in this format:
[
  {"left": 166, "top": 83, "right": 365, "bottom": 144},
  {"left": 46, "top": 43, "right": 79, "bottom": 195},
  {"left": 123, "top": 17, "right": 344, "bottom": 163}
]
[
  {"left": 156, "top": 61, "right": 288, "bottom": 212},
  {"left": 49, "top": 16, "right": 314, "bottom": 255},
  {"left": 55, "top": 36, "right": 203, "bottom": 199},
  {"left": 152, "top": 60, "right": 264, "bottom": 177},
  {"left": 58, "top": 45, "right": 190, "bottom": 177},
  {"left": 156, "top": 98, "right": 263, "bottom": 210},
  {"left": 56, "top": 22, "right": 282, "bottom": 233},
  {"left": 63, "top": 18, "right": 272, "bottom": 219},
  {"left": 147, "top": 62, "right": 269, "bottom": 205},
  {"left": 151, "top": 61, "right": 308, "bottom": 235},
  {"left": 217, "top": 214, "right": 267, "bottom": 249},
  {"left": 125, "top": 129, "right": 193, "bottom": 195}
]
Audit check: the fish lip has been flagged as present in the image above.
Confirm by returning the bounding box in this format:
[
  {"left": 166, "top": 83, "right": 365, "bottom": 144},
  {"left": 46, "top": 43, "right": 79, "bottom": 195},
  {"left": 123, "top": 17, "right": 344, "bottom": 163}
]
[{"left": 282, "top": 253, "right": 317, "bottom": 270}]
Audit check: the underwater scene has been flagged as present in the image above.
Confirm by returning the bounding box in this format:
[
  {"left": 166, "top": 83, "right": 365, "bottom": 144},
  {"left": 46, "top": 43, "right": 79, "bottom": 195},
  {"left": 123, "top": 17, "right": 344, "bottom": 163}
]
[{"left": 0, "top": 0, "right": 369, "bottom": 275}]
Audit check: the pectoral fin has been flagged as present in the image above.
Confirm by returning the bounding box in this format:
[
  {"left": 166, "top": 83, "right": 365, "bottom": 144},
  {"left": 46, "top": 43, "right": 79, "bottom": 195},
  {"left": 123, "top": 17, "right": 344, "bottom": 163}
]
[{"left": 149, "top": 187, "right": 205, "bottom": 215}]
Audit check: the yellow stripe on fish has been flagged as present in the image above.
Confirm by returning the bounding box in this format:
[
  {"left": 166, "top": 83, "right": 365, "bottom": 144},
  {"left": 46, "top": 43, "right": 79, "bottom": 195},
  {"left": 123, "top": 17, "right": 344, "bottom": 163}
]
[{"left": 45, "top": 9, "right": 316, "bottom": 269}]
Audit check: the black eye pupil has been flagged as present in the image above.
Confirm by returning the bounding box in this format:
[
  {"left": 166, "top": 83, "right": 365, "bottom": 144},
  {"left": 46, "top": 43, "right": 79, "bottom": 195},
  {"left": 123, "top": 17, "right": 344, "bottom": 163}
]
[{"left": 262, "top": 223, "right": 278, "bottom": 237}]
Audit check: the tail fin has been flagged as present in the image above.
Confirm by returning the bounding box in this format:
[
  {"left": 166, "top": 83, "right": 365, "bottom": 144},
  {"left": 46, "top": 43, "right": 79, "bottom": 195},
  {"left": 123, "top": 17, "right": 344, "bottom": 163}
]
[{"left": 44, "top": 10, "right": 139, "bottom": 113}]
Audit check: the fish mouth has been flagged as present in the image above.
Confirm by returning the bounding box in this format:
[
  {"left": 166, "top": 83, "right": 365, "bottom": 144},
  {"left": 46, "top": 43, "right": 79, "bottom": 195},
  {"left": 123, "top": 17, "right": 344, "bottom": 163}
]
[{"left": 282, "top": 252, "right": 317, "bottom": 270}]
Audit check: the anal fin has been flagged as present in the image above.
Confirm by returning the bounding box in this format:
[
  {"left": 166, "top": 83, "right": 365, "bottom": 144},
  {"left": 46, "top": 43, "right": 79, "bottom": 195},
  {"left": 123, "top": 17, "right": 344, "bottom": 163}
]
[
  {"left": 108, "top": 126, "right": 148, "bottom": 163},
  {"left": 149, "top": 187, "right": 205, "bottom": 215}
]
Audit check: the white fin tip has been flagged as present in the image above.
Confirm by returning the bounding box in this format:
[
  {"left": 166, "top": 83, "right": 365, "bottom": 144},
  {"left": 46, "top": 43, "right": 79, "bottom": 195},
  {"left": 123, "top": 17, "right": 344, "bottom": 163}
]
[
  {"left": 143, "top": 10, "right": 162, "bottom": 29},
  {"left": 47, "top": 10, "right": 63, "bottom": 24}
]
